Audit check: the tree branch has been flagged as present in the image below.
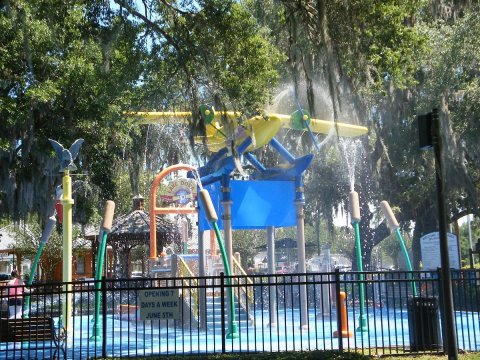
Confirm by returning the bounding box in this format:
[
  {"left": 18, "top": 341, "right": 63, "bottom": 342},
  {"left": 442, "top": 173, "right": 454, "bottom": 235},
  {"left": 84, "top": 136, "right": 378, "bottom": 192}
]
[
  {"left": 449, "top": 208, "right": 477, "bottom": 223},
  {"left": 159, "top": 0, "right": 197, "bottom": 16},
  {"left": 113, "top": 0, "right": 182, "bottom": 55}
]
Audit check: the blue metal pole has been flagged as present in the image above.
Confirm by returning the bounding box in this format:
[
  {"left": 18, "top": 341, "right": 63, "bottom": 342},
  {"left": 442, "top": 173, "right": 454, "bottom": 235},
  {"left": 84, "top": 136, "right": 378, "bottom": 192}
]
[{"left": 269, "top": 138, "right": 295, "bottom": 164}]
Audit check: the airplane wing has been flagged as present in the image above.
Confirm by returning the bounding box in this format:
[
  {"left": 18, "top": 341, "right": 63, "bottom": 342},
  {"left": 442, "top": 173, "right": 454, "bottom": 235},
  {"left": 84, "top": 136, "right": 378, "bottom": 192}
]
[
  {"left": 125, "top": 110, "right": 242, "bottom": 152},
  {"left": 266, "top": 112, "right": 368, "bottom": 138},
  {"left": 126, "top": 110, "right": 240, "bottom": 125},
  {"left": 124, "top": 109, "right": 368, "bottom": 153},
  {"left": 125, "top": 111, "right": 193, "bottom": 124},
  {"left": 216, "top": 112, "right": 368, "bottom": 151},
  {"left": 306, "top": 118, "right": 368, "bottom": 137}
]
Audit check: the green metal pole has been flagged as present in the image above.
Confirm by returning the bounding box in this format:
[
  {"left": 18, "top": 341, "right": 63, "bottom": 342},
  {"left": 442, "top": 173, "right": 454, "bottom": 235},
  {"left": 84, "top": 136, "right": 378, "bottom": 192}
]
[
  {"left": 23, "top": 242, "right": 45, "bottom": 317},
  {"left": 380, "top": 200, "right": 417, "bottom": 297},
  {"left": 394, "top": 228, "right": 417, "bottom": 296},
  {"left": 353, "top": 221, "right": 368, "bottom": 332},
  {"left": 23, "top": 215, "right": 57, "bottom": 317},
  {"left": 212, "top": 221, "right": 239, "bottom": 339},
  {"left": 198, "top": 186, "right": 238, "bottom": 339},
  {"left": 91, "top": 230, "right": 108, "bottom": 341}
]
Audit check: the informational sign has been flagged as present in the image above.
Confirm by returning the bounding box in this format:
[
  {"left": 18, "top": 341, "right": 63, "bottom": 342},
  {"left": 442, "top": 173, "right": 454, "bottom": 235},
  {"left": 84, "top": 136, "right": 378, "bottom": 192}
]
[
  {"left": 138, "top": 289, "right": 180, "bottom": 321},
  {"left": 420, "top": 232, "right": 460, "bottom": 270}
]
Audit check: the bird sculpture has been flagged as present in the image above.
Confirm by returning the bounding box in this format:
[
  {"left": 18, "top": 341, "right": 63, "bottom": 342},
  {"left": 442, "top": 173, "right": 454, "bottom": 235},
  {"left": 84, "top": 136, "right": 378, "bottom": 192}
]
[{"left": 49, "top": 138, "right": 84, "bottom": 172}]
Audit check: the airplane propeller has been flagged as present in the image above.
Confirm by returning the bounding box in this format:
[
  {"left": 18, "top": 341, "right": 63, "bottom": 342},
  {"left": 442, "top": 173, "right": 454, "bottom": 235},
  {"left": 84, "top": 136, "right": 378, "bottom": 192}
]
[{"left": 292, "top": 91, "right": 320, "bottom": 151}]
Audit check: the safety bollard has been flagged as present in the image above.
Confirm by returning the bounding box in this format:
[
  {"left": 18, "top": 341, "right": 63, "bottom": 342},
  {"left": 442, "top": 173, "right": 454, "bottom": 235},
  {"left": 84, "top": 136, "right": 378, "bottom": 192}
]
[{"left": 333, "top": 291, "right": 353, "bottom": 338}]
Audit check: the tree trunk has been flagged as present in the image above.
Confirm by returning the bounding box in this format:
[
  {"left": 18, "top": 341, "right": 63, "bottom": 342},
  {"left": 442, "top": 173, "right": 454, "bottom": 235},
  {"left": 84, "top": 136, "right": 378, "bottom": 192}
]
[
  {"left": 316, "top": 0, "right": 340, "bottom": 122},
  {"left": 412, "top": 198, "right": 437, "bottom": 269},
  {"left": 303, "top": 53, "right": 316, "bottom": 117},
  {"left": 285, "top": 5, "right": 301, "bottom": 96},
  {"left": 440, "top": 96, "right": 478, "bottom": 214},
  {"left": 128, "top": 126, "right": 149, "bottom": 195}
]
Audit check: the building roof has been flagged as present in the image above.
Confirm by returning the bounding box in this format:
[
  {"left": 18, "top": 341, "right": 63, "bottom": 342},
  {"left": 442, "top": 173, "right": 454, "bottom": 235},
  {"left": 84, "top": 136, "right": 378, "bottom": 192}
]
[{"left": 86, "top": 209, "right": 180, "bottom": 250}]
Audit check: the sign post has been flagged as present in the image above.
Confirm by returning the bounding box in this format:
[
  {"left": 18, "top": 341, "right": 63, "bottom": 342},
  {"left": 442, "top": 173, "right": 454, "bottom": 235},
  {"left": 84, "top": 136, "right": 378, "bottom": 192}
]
[{"left": 417, "top": 109, "right": 458, "bottom": 360}]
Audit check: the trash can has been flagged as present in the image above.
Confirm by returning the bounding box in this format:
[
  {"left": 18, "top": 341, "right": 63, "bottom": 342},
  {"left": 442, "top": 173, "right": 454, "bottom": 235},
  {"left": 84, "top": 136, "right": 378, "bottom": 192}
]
[{"left": 407, "top": 297, "right": 441, "bottom": 351}]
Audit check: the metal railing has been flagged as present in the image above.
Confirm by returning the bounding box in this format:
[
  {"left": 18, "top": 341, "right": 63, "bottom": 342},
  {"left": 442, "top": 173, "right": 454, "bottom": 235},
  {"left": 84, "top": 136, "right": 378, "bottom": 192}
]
[
  {"left": 231, "top": 256, "right": 255, "bottom": 322},
  {"left": 0, "top": 269, "right": 478, "bottom": 359},
  {"left": 178, "top": 256, "right": 199, "bottom": 319}
]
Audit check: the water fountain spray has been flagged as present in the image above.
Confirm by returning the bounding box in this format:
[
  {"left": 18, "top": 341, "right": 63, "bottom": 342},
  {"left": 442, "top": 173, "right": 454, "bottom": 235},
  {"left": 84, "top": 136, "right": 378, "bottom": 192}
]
[
  {"left": 23, "top": 215, "right": 57, "bottom": 317},
  {"left": 379, "top": 201, "right": 417, "bottom": 296},
  {"left": 349, "top": 190, "right": 368, "bottom": 332},
  {"left": 91, "top": 200, "right": 115, "bottom": 341},
  {"left": 340, "top": 139, "right": 360, "bottom": 192},
  {"left": 198, "top": 186, "right": 239, "bottom": 339}
]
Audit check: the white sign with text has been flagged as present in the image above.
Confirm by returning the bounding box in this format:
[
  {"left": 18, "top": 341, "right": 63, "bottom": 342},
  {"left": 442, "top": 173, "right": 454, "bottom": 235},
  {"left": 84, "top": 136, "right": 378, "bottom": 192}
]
[
  {"left": 420, "top": 232, "right": 460, "bottom": 270},
  {"left": 138, "top": 289, "right": 180, "bottom": 321}
]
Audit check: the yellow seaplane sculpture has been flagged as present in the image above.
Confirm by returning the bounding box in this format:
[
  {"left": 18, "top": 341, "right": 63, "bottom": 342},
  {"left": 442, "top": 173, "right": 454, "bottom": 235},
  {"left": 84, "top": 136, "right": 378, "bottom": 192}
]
[
  {"left": 128, "top": 105, "right": 367, "bottom": 151},
  {"left": 127, "top": 105, "right": 368, "bottom": 185}
]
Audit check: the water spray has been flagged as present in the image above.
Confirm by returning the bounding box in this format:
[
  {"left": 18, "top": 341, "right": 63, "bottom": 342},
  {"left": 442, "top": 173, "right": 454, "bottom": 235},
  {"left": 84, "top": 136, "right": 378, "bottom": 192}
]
[
  {"left": 91, "top": 200, "right": 115, "bottom": 341},
  {"left": 198, "top": 186, "right": 239, "bottom": 339},
  {"left": 23, "top": 215, "right": 57, "bottom": 318},
  {"left": 349, "top": 191, "right": 368, "bottom": 332},
  {"left": 340, "top": 139, "right": 359, "bottom": 192},
  {"left": 379, "top": 201, "right": 417, "bottom": 296}
]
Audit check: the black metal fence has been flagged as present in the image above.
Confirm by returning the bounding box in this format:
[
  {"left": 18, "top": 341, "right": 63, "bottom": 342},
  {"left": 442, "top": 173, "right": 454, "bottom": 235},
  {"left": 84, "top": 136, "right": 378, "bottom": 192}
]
[{"left": 1, "top": 269, "right": 479, "bottom": 359}]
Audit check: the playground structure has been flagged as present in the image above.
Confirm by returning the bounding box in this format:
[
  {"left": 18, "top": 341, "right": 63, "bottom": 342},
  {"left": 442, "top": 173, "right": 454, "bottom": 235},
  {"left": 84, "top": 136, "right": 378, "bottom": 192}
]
[
  {"left": 141, "top": 105, "right": 368, "bottom": 331},
  {"left": 46, "top": 105, "right": 421, "bottom": 340},
  {"left": 129, "top": 106, "right": 368, "bottom": 152}
]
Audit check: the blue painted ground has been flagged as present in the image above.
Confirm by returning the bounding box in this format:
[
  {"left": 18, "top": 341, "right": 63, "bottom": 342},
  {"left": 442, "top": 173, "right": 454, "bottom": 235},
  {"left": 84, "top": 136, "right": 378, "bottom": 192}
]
[{"left": 1, "top": 309, "right": 479, "bottom": 359}]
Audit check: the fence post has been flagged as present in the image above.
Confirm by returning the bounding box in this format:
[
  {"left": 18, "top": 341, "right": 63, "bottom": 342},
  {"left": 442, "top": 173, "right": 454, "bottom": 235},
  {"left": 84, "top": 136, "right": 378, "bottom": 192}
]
[
  {"left": 437, "top": 268, "right": 446, "bottom": 354},
  {"left": 335, "top": 269, "right": 343, "bottom": 351},
  {"left": 101, "top": 276, "right": 107, "bottom": 359},
  {"left": 220, "top": 272, "right": 226, "bottom": 353}
]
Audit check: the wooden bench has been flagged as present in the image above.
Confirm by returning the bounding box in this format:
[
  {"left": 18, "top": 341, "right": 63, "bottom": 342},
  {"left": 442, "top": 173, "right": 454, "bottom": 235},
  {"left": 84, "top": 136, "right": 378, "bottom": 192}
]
[{"left": 0, "top": 316, "right": 66, "bottom": 358}]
